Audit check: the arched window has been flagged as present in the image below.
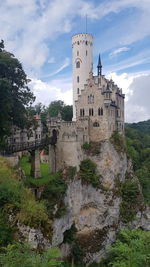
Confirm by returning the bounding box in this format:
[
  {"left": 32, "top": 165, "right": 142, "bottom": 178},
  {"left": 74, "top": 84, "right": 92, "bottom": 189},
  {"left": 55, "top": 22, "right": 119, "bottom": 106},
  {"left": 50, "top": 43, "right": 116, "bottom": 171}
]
[
  {"left": 93, "top": 122, "right": 100, "bottom": 127},
  {"left": 77, "top": 76, "right": 79, "bottom": 83},
  {"left": 80, "top": 109, "right": 84, "bottom": 117},
  {"left": 90, "top": 94, "right": 92, "bottom": 104},
  {"left": 76, "top": 61, "right": 80, "bottom": 68},
  {"left": 77, "top": 88, "right": 79, "bottom": 94},
  {"left": 98, "top": 108, "right": 103, "bottom": 116},
  {"left": 89, "top": 108, "right": 94, "bottom": 116}
]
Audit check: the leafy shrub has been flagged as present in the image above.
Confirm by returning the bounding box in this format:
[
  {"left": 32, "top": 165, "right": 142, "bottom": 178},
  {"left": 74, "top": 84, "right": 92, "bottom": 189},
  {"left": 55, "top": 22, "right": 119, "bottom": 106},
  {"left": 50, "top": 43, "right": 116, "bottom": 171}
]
[
  {"left": 42, "top": 172, "right": 67, "bottom": 219},
  {"left": 136, "top": 167, "right": 150, "bottom": 205},
  {"left": 121, "top": 180, "right": 139, "bottom": 201},
  {"left": 66, "top": 166, "right": 77, "bottom": 180},
  {"left": 82, "top": 142, "right": 101, "bottom": 155},
  {"left": 120, "top": 180, "right": 140, "bottom": 222},
  {"left": 101, "top": 229, "right": 150, "bottom": 267},
  {"left": 0, "top": 210, "right": 14, "bottom": 246},
  {"left": 80, "top": 159, "right": 99, "bottom": 188},
  {"left": 0, "top": 243, "right": 63, "bottom": 267},
  {"left": 17, "top": 198, "right": 48, "bottom": 228},
  {"left": 110, "top": 131, "right": 126, "bottom": 153},
  {"left": 0, "top": 157, "right": 49, "bottom": 231}
]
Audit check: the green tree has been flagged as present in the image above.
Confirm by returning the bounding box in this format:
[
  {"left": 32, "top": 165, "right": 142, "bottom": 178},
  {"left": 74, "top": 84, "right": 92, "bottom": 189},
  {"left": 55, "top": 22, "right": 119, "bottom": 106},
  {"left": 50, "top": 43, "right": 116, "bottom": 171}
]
[
  {"left": 105, "top": 230, "right": 150, "bottom": 267},
  {"left": 0, "top": 243, "right": 63, "bottom": 267},
  {"left": 0, "top": 40, "right": 35, "bottom": 145},
  {"left": 48, "top": 100, "right": 64, "bottom": 117},
  {"left": 48, "top": 100, "right": 73, "bottom": 121}
]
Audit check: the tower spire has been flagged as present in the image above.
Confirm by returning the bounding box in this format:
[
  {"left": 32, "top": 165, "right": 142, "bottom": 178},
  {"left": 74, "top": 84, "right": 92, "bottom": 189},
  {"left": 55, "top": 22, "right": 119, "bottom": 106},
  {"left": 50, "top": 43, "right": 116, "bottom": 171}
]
[{"left": 97, "top": 54, "right": 102, "bottom": 76}]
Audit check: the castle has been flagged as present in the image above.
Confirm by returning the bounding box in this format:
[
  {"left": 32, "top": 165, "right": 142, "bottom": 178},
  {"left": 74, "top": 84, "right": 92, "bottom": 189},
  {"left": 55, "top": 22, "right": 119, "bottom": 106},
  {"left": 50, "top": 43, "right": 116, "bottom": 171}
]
[{"left": 47, "top": 33, "right": 125, "bottom": 172}]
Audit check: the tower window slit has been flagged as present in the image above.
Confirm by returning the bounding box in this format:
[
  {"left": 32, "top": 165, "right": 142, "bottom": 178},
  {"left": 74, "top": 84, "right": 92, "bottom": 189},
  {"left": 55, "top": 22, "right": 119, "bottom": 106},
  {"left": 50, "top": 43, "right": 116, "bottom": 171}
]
[{"left": 76, "top": 61, "right": 80, "bottom": 68}]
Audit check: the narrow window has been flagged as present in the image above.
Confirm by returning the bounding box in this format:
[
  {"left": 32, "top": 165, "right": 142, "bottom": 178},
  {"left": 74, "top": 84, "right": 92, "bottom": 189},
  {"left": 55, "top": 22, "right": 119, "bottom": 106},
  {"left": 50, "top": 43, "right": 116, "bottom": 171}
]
[
  {"left": 98, "top": 108, "right": 100, "bottom": 116},
  {"left": 77, "top": 41, "right": 79, "bottom": 45},
  {"left": 101, "top": 108, "right": 103, "bottom": 116},
  {"left": 86, "top": 50, "right": 88, "bottom": 56},
  {"left": 77, "top": 51, "right": 79, "bottom": 56},
  {"left": 77, "top": 76, "right": 79, "bottom": 83},
  {"left": 90, "top": 94, "right": 92, "bottom": 103},
  {"left": 85, "top": 41, "right": 88, "bottom": 45},
  {"left": 77, "top": 88, "right": 79, "bottom": 94},
  {"left": 76, "top": 61, "right": 80, "bottom": 68}
]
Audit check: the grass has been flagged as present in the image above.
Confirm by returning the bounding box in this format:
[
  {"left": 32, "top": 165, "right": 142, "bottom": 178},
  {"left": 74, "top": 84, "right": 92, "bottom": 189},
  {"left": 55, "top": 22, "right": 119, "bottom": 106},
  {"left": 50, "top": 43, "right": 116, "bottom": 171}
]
[
  {"left": 19, "top": 156, "right": 55, "bottom": 186},
  {"left": 0, "top": 156, "right": 50, "bottom": 231}
]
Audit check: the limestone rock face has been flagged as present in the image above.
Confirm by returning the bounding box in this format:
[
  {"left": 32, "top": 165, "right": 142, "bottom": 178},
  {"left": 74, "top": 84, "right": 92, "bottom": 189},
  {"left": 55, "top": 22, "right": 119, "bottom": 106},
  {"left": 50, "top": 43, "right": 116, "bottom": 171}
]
[
  {"left": 17, "top": 223, "right": 51, "bottom": 249},
  {"left": 18, "top": 140, "right": 150, "bottom": 264},
  {"left": 52, "top": 141, "right": 129, "bottom": 263}
]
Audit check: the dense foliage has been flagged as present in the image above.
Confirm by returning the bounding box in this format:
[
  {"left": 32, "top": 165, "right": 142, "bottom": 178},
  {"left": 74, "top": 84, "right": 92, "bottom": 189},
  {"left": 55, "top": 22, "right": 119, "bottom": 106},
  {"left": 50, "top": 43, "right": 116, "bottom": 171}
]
[
  {"left": 99, "top": 229, "right": 150, "bottom": 267},
  {"left": 47, "top": 100, "right": 73, "bottom": 121},
  {"left": 80, "top": 159, "right": 100, "bottom": 187},
  {"left": 0, "top": 40, "right": 35, "bottom": 144},
  {"left": 125, "top": 120, "right": 150, "bottom": 205},
  {"left": 119, "top": 180, "right": 141, "bottom": 222},
  {"left": 0, "top": 243, "right": 63, "bottom": 267},
  {"left": 0, "top": 157, "right": 49, "bottom": 246}
]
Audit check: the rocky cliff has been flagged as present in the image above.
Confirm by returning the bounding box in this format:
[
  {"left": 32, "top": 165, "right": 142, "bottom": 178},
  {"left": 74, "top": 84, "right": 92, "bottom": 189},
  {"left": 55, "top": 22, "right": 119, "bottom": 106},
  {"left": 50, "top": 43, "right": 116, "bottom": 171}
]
[{"left": 19, "top": 140, "right": 150, "bottom": 265}]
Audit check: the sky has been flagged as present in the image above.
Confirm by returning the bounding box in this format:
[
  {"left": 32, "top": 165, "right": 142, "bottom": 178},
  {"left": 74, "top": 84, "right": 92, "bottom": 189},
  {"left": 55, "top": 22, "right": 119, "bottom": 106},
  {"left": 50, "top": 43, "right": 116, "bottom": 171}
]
[{"left": 0, "top": 0, "right": 150, "bottom": 123}]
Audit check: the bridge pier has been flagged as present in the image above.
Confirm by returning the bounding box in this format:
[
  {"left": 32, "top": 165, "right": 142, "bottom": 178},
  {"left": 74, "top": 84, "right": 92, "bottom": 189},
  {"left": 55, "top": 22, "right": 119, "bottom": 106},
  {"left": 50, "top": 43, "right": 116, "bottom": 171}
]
[
  {"left": 48, "top": 144, "right": 56, "bottom": 173},
  {"left": 30, "top": 149, "right": 41, "bottom": 178}
]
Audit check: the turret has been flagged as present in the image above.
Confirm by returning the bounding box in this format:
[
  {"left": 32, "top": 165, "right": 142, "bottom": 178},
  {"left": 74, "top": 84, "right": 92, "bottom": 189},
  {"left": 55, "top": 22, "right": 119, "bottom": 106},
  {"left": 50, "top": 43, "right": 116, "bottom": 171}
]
[{"left": 72, "top": 33, "right": 93, "bottom": 120}]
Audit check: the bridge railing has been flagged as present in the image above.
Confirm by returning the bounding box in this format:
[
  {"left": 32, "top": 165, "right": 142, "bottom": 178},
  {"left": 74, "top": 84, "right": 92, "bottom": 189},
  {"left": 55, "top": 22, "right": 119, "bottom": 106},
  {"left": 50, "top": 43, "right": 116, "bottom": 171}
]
[{"left": 5, "top": 136, "right": 57, "bottom": 153}]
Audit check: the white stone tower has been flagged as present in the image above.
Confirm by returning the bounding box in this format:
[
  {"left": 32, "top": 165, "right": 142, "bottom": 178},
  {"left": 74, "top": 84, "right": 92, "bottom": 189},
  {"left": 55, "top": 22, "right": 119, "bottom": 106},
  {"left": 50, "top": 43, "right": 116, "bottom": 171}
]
[{"left": 72, "top": 33, "right": 93, "bottom": 120}]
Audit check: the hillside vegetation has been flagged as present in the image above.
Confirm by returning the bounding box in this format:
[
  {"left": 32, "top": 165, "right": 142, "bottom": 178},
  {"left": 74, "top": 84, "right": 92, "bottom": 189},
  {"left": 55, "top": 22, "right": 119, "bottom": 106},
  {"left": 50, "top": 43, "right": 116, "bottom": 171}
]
[{"left": 125, "top": 120, "right": 150, "bottom": 205}]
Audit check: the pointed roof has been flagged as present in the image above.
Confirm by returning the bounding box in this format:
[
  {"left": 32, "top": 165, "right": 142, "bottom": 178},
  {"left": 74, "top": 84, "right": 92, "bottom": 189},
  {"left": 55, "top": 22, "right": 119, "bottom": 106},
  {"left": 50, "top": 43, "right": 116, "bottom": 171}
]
[{"left": 97, "top": 54, "right": 102, "bottom": 68}]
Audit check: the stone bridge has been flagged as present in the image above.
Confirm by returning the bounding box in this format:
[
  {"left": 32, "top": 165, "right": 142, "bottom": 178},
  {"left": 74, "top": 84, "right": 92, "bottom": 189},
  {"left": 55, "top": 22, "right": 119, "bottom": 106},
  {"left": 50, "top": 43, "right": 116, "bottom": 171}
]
[{"left": 5, "top": 133, "right": 57, "bottom": 178}]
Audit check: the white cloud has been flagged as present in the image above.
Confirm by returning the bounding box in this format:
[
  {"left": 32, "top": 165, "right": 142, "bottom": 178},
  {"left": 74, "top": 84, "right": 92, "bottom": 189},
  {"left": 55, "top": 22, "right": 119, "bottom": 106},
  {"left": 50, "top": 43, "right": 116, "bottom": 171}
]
[
  {"left": 48, "top": 57, "right": 55, "bottom": 64},
  {"left": 1, "top": 0, "right": 150, "bottom": 75},
  {"left": 105, "top": 49, "right": 150, "bottom": 73},
  {"left": 109, "top": 47, "right": 130, "bottom": 58},
  {"left": 29, "top": 77, "right": 72, "bottom": 106},
  {"left": 107, "top": 72, "right": 150, "bottom": 122}
]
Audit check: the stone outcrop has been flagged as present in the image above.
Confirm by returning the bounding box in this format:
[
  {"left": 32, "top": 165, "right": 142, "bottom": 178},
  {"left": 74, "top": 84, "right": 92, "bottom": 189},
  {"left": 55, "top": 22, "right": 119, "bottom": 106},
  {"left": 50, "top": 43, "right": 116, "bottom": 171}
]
[{"left": 18, "top": 140, "right": 150, "bottom": 265}]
